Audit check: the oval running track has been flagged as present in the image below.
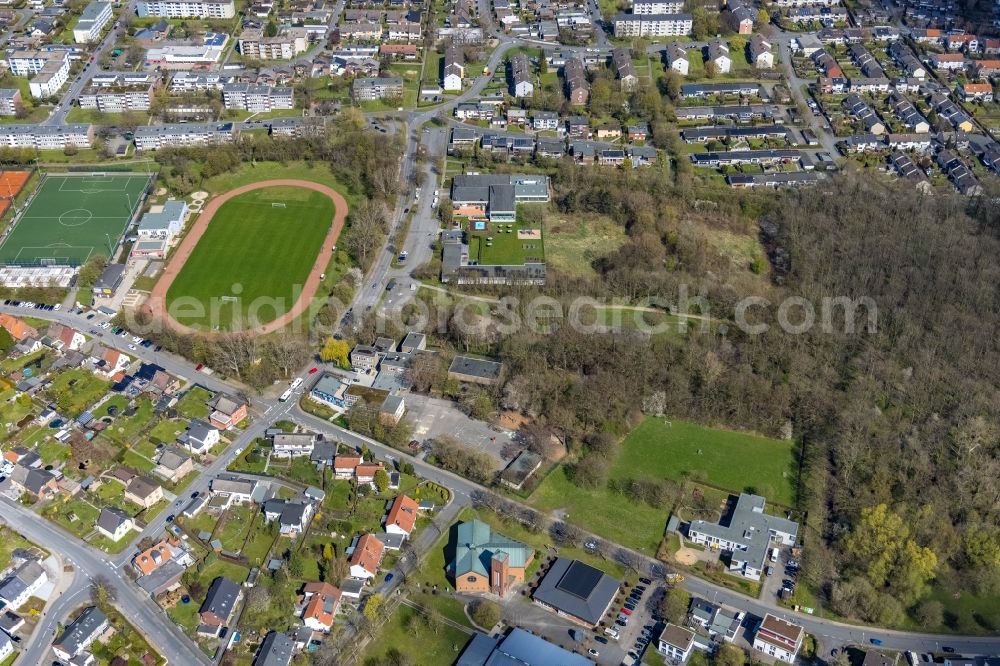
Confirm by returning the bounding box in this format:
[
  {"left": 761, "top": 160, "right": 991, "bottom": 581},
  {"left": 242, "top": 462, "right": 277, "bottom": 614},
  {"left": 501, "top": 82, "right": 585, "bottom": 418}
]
[{"left": 145, "top": 179, "right": 348, "bottom": 336}]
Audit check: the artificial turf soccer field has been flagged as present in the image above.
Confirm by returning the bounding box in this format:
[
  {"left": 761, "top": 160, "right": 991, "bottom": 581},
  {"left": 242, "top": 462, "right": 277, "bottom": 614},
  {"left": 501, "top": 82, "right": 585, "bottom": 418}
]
[
  {"left": 0, "top": 173, "right": 150, "bottom": 266},
  {"left": 165, "top": 185, "right": 335, "bottom": 330}
]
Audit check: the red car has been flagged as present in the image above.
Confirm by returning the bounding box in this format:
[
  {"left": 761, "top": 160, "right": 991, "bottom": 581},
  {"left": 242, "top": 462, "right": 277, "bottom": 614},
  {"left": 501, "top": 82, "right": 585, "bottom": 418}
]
[
  {"left": 308, "top": 367, "right": 318, "bottom": 374},
  {"left": 195, "top": 363, "right": 204, "bottom": 371},
  {"left": 620, "top": 608, "right": 632, "bottom": 616}
]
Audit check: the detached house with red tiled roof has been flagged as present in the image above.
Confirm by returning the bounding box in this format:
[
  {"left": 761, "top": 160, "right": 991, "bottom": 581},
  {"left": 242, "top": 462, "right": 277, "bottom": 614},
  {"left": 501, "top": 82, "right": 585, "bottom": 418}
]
[
  {"left": 96, "top": 348, "right": 132, "bottom": 378},
  {"left": 384, "top": 494, "right": 418, "bottom": 538},
  {"left": 333, "top": 455, "right": 362, "bottom": 479},
  {"left": 300, "top": 581, "right": 341, "bottom": 632},
  {"left": 47, "top": 323, "right": 86, "bottom": 351},
  {"left": 207, "top": 393, "right": 247, "bottom": 430},
  {"left": 349, "top": 533, "right": 385, "bottom": 580}
]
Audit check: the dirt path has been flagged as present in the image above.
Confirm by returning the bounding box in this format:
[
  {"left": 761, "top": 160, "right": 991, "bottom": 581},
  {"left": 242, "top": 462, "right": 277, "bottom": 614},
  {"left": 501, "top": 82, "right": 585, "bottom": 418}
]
[{"left": 145, "top": 179, "right": 348, "bottom": 336}]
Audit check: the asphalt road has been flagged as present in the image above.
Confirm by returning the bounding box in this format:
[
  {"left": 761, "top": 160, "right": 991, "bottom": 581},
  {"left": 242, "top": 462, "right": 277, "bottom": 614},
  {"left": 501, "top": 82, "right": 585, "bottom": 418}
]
[
  {"left": 3, "top": 298, "right": 1000, "bottom": 664},
  {"left": 47, "top": 0, "right": 138, "bottom": 126},
  {"left": 0, "top": 494, "right": 211, "bottom": 666}
]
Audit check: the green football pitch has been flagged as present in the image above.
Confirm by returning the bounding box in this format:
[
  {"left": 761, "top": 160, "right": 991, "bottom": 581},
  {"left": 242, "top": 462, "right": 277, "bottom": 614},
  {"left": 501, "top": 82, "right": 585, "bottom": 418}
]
[
  {"left": 165, "top": 185, "right": 334, "bottom": 330},
  {"left": 0, "top": 173, "right": 151, "bottom": 266}
]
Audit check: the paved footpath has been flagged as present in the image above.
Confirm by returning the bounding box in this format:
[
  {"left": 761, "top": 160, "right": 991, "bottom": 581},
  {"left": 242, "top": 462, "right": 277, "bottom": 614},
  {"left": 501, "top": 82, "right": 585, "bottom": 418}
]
[{"left": 145, "top": 179, "right": 349, "bottom": 336}]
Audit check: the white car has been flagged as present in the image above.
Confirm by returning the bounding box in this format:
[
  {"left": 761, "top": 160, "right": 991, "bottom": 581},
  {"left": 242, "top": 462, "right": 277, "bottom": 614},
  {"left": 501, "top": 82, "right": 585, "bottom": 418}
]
[
  {"left": 128, "top": 344, "right": 137, "bottom": 350},
  {"left": 53, "top": 304, "right": 61, "bottom": 310},
  {"left": 99, "top": 322, "right": 111, "bottom": 329},
  {"left": 132, "top": 336, "right": 142, "bottom": 343}
]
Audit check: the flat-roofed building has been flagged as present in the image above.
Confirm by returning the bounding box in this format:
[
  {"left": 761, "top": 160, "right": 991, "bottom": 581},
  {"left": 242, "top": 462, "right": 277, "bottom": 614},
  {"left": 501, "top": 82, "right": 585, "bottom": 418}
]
[{"left": 137, "top": 0, "right": 235, "bottom": 17}]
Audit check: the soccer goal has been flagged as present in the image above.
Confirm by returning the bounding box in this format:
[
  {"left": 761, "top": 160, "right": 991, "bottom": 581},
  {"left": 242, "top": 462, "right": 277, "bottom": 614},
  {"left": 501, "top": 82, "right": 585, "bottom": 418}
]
[{"left": 272, "top": 202, "right": 286, "bottom": 208}]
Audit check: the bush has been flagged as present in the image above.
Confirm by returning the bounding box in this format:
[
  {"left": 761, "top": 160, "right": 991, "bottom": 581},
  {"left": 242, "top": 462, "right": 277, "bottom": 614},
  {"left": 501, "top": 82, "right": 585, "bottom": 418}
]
[{"left": 469, "top": 600, "right": 500, "bottom": 628}]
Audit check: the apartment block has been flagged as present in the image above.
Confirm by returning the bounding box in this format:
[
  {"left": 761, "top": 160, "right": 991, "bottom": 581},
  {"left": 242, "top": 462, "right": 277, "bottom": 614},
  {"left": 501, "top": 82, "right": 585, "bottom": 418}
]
[
  {"left": 137, "top": 0, "right": 235, "bottom": 18},
  {"left": 612, "top": 12, "right": 692, "bottom": 37},
  {"left": 221, "top": 84, "right": 294, "bottom": 111},
  {"left": 73, "top": 1, "right": 112, "bottom": 43},
  {"left": 238, "top": 27, "right": 309, "bottom": 60}
]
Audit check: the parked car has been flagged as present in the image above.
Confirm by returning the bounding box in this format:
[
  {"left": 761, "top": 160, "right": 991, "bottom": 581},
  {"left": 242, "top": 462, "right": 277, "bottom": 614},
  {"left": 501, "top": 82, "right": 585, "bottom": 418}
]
[
  {"left": 587, "top": 649, "right": 599, "bottom": 657},
  {"left": 595, "top": 636, "right": 608, "bottom": 645},
  {"left": 870, "top": 639, "right": 883, "bottom": 646},
  {"left": 621, "top": 608, "right": 633, "bottom": 616}
]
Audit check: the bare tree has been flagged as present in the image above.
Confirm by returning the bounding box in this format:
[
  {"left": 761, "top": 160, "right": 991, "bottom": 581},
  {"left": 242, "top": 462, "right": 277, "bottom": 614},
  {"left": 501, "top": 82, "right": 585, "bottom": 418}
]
[{"left": 266, "top": 335, "right": 310, "bottom": 378}]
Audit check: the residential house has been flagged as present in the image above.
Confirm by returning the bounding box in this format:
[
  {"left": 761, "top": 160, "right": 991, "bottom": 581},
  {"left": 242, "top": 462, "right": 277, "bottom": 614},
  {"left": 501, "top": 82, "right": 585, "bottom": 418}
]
[
  {"left": 752, "top": 614, "right": 804, "bottom": 663},
  {"left": 749, "top": 34, "right": 773, "bottom": 68},
  {"left": 666, "top": 43, "right": 689, "bottom": 75},
  {"left": 356, "top": 463, "right": 382, "bottom": 486},
  {"left": 300, "top": 581, "right": 341, "bottom": 632},
  {"left": 152, "top": 446, "right": 194, "bottom": 483},
  {"left": 384, "top": 494, "right": 418, "bottom": 538},
  {"left": 958, "top": 81, "right": 993, "bottom": 102},
  {"left": 0, "top": 633, "right": 11, "bottom": 663},
  {"left": 180, "top": 420, "right": 220, "bottom": 455},
  {"left": 451, "top": 519, "right": 534, "bottom": 597},
  {"left": 349, "top": 533, "right": 385, "bottom": 579},
  {"left": 9, "top": 464, "right": 57, "bottom": 499},
  {"left": 0, "top": 88, "right": 21, "bottom": 116},
  {"left": 0, "top": 314, "right": 37, "bottom": 341},
  {"left": 563, "top": 58, "right": 589, "bottom": 105},
  {"left": 271, "top": 432, "right": 317, "bottom": 458},
  {"left": 254, "top": 631, "right": 294, "bottom": 666},
  {"left": 349, "top": 345, "right": 380, "bottom": 370},
  {"left": 0, "top": 560, "right": 47, "bottom": 610},
  {"left": 262, "top": 499, "right": 313, "bottom": 536},
  {"left": 46, "top": 323, "right": 86, "bottom": 351},
  {"left": 199, "top": 577, "right": 241, "bottom": 635},
  {"left": 707, "top": 40, "right": 732, "bottom": 74},
  {"left": 929, "top": 53, "right": 965, "bottom": 70},
  {"left": 125, "top": 475, "right": 164, "bottom": 509},
  {"left": 510, "top": 53, "right": 533, "bottom": 97},
  {"left": 658, "top": 623, "right": 695, "bottom": 663},
  {"left": 210, "top": 475, "right": 258, "bottom": 505},
  {"left": 132, "top": 539, "right": 193, "bottom": 597},
  {"left": 333, "top": 455, "right": 363, "bottom": 479},
  {"left": 612, "top": 48, "right": 638, "bottom": 92},
  {"left": 95, "top": 506, "right": 133, "bottom": 541},
  {"left": 444, "top": 46, "right": 465, "bottom": 91},
  {"left": 207, "top": 393, "right": 247, "bottom": 430},
  {"left": 52, "top": 607, "right": 108, "bottom": 661},
  {"left": 97, "top": 347, "right": 132, "bottom": 378},
  {"left": 726, "top": 0, "right": 754, "bottom": 34}
]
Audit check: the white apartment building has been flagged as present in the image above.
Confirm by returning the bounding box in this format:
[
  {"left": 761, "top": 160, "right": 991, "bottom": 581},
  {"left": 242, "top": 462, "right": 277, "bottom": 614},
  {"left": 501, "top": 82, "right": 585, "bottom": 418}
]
[
  {"left": 8, "top": 50, "right": 71, "bottom": 98},
  {"left": 238, "top": 27, "right": 308, "bottom": 60},
  {"left": 169, "top": 70, "right": 229, "bottom": 91},
  {"left": 221, "top": 84, "right": 294, "bottom": 111},
  {"left": 79, "top": 72, "right": 157, "bottom": 112},
  {"left": 73, "top": 1, "right": 112, "bottom": 43},
  {"left": 613, "top": 13, "right": 692, "bottom": 37},
  {"left": 0, "top": 89, "right": 22, "bottom": 116},
  {"left": 0, "top": 124, "right": 93, "bottom": 149},
  {"left": 134, "top": 122, "right": 234, "bottom": 150},
  {"left": 137, "top": 0, "right": 235, "bottom": 18},
  {"left": 633, "top": 0, "right": 684, "bottom": 13}
]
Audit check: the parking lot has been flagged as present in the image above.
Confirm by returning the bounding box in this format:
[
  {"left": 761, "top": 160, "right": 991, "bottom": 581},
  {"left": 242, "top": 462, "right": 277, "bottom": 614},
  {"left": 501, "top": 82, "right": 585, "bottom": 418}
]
[{"left": 761, "top": 546, "right": 801, "bottom": 603}]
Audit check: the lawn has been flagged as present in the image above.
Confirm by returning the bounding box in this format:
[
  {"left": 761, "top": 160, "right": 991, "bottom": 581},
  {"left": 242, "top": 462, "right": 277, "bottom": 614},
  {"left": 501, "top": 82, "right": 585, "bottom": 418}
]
[
  {"left": 164, "top": 185, "right": 336, "bottom": 330},
  {"left": 174, "top": 387, "right": 213, "bottom": 421},
  {"left": 544, "top": 213, "right": 627, "bottom": 279},
  {"left": 121, "top": 449, "right": 155, "bottom": 474},
  {"left": 529, "top": 418, "right": 797, "bottom": 555},
  {"left": 362, "top": 602, "right": 471, "bottom": 666},
  {"left": 619, "top": 418, "right": 797, "bottom": 505},
  {"left": 43, "top": 497, "right": 101, "bottom": 537},
  {"left": 149, "top": 418, "right": 187, "bottom": 444},
  {"left": 102, "top": 398, "right": 155, "bottom": 445},
  {"left": 199, "top": 162, "right": 355, "bottom": 206},
  {"left": 0, "top": 526, "right": 37, "bottom": 570},
  {"left": 467, "top": 217, "right": 544, "bottom": 267},
  {"left": 215, "top": 505, "right": 257, "bottom": 551},
  {"left": 46, "top": 369, "right": 110, "bottom": 417}
]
